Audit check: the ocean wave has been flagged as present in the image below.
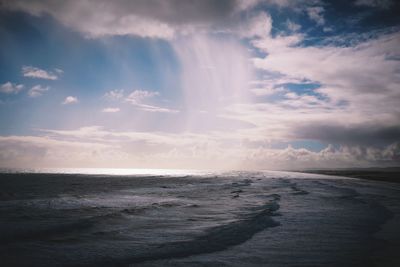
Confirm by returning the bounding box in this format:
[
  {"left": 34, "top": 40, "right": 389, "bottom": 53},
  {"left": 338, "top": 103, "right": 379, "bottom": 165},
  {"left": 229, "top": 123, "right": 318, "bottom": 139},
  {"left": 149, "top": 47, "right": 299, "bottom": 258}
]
[
  {"left": 119, "top": 200, "right": 281, "bottom": 265},
  {"left": 0, "top": 219, "right": 95, "bottom": 244}
]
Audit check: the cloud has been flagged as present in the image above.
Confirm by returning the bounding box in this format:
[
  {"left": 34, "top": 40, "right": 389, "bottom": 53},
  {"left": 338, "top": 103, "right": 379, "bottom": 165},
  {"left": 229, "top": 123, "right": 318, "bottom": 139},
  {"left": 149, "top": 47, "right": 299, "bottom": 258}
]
[
  {"left": 123, "top": 90, "right": 178, "bottom": 113},
  {"left": 103, "top": 89, "right": 176, "bottom": 113},
  {"left": 125, "top": 90, "right": 159, "bottom": 104},
  {"left": 250, "top": 87, "right": 277, "bottom": 96},
  {"left": 238, "top": 12, "right": 272, "bottom": 38},
  {"left": 246, "top": 0, "right": 324, "bottom": 10},
  {"left": 55, "top": 68, "right": 64, "bottom": 74},
  {"left": 354, "top": 0, "right": 394, "bottom": 9},
  {"left": 132, "top": 103, "right": 179, "bottom": 113},
  {"left": 102, "top": 107, "right": 120, "bottom": 113},
  {"left": 306, "top": 6, "right": 325, "bottom": 26},
  {"left": 104, "top": 89, "right": 124, "bottom": 100},
  {"left": 0, "top": 82, "right": 24, "bottom": 94},
  {"left": 240, "top": 143, "right": 400, "bottom": 170},
  {"left": 28, "top": 85, "right": 49, "bottom": 97},
  {"left": 62, "top": 96, "right": 78, "bottom": 105},
  {"left": 294, "top": 123, "right": 400, "bottom": 146},
  {"left": 0, "top": 134, "right": 116, "bottom": 168},
  {"left": 0, "top": 0, "right": 336, "bottom": 51},
  {"left": 252, "top": 30, "right": 400, "bottom": 118},
  {"left": 0, "top": 126, "right": 398, "bottom": 169},
  {"left": 286, "top": 19, "right": 301, "bottom": 32},
  {"left": 0, "top": 0, "right": 249, "bottom": 39},
  {"left": 0, "top": 0, "right": 321, "bottom": 40},
  {"left": 22, "top": 66, "right": 59, "bottom": 80}
]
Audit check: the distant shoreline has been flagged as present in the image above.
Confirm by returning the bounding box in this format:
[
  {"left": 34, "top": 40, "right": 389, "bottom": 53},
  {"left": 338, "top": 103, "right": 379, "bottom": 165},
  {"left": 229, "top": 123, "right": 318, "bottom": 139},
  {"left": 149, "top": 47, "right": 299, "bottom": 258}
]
[{"left": 294, "top": 168, "right": 400, "bottom": 184}]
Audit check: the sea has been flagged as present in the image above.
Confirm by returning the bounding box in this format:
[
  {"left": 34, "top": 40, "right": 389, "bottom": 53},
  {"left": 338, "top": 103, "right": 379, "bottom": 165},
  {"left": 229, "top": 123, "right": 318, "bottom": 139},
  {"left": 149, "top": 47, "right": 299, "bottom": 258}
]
[{"left": 0, "top": 168, "right": 399, "bottom": 266}]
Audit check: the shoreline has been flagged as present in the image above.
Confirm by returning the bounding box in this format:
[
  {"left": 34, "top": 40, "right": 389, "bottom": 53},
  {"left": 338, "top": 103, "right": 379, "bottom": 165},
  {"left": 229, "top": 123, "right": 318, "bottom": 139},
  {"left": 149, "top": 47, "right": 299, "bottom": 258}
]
[
  {"left": 292, "top": 168, "right": 400, "bottom": 184},
  {"left": 295, "top": 168, "right": 400, "bottom": 267}
]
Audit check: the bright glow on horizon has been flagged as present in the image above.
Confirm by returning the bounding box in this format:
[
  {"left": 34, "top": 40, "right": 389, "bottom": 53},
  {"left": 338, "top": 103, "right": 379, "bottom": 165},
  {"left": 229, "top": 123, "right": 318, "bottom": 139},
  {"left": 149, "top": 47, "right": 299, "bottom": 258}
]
[{"left": 1, "top": 167, "right": 215, "bottom": 176}]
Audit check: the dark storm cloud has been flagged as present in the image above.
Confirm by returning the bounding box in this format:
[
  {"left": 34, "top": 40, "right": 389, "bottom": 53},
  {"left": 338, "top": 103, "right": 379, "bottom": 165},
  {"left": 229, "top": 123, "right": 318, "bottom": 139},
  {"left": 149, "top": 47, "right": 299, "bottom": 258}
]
[
  {"left": 0, "top": 0, "right": 241, "bottom": 25},
  {"left": 0, "top": 0, "right": 258, "bottom": 38},
  {"left": 294, "top": 123, "right": 400, "bottom": 146},
  {"left": 103, "top": 0, "right": 238, "bottom": 25}
]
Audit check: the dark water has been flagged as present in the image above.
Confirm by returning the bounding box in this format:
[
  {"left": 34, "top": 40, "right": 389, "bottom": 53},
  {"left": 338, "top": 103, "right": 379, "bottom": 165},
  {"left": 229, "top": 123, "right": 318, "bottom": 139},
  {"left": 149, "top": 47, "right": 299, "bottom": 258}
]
[{"left": 1, "top": 170, "right": 399, "bottom": 266}]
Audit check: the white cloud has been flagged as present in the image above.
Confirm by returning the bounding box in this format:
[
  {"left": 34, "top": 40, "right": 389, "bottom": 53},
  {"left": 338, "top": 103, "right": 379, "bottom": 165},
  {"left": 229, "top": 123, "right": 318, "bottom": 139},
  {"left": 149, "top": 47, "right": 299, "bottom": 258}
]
[
  {"left": 79, "top": 14, "right": 175, "bottom": 39},
  {"left": 22, "top": 66, "right": 59, "bottom": 80},
  {"left": 124, "top": 90, "right": 179, "bottom": 113},
  {"left": 0, "top": 134, "right": 116, "bottom": 169},
  {"left": 125, "top": 90, "right": 159, "bottom": 104},
  {"left": 102, "top": 107, "right": 120, "bottom": 113},
  {"left": 0, "top": 126, "right": 397, "bottom": 169},
  {"left": 55, "top": 68, "right": 64, "bottom": 74},
  {"left": 286, "top": 19, "right": 301, "bottom": 32},
  {"left": 306, "top": 6, "right": 325, "bottom": 26},
  {"left": 104, "top": 89, "right": 124, "bottom": 100},
  {"left": 250, "top": 88, "right": 274, "bottom": 96},
  {"left": 133, "top": 103, "right": 179, "bottom": 113},
  {"left": 251, "top": 30, "right": 400, "bottom": 118},
  {"left": 62, "top": 96, "right": 78, "bottom": 105},
  {"left": 103, "top": 89, "right": 176, "bottom": 113},
  {"left": 28, "top": 85, "right": 49, "bottom": 97},
  {"left": 0, "top": 82, "right": 24, "bottom": 94},
  {"left": 239, "top": 12, "right": 272, "bottom": 38}
]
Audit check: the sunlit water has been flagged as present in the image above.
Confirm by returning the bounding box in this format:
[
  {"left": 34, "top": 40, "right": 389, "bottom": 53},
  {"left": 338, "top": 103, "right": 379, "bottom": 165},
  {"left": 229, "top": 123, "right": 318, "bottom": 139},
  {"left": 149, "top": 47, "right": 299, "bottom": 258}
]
[{"left": 0, "top": 169, "right": 399, "bottom": 266}]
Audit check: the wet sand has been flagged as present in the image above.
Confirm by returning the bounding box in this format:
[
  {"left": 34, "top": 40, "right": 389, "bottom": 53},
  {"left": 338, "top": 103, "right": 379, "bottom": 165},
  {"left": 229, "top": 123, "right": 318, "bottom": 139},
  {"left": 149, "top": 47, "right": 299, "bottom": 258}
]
[{"left": 294, "top": 168, "right": 400, "bottom": 184}]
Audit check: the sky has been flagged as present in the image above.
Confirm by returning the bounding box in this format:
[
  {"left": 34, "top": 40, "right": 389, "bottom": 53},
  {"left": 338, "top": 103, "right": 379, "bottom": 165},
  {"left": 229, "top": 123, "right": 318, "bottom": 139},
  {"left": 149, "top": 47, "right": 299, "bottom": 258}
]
[{"left": 0, "top": 0, "right": 399, "bottom": 170}]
